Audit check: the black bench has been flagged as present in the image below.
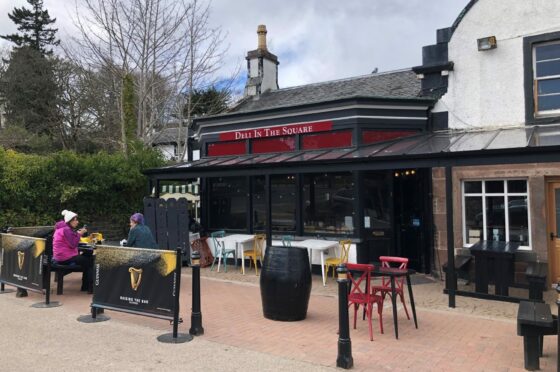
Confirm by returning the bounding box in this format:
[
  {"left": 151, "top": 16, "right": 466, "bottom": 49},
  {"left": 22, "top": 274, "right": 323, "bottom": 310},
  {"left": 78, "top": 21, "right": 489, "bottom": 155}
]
[
  {"left": 442, "top": 254, "right": 472, "bottom": 282},
  {"left": 525, "top": 262, "right": 547, "bottom": 302},
  {"left": 517, "top": 300, "right": 557, "bottom": 370}
]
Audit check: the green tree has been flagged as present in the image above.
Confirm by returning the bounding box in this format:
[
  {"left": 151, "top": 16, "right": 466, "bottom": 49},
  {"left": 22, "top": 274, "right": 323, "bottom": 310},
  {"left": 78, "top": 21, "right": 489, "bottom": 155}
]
[
  {"left": 0, "top": 0, "right": 59, "bottom": 56},
  {"left": 0, "top": 46, "right": 60, "bottom": 138},
  {"left": 187, "top": 86, "right": 230, "bottom": 117}
]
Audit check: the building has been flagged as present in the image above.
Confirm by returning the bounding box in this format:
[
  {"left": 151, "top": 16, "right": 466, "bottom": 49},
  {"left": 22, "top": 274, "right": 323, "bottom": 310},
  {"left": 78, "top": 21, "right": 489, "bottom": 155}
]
[{"left": 146, "top": 2, "right": 560, "bottom": 299}]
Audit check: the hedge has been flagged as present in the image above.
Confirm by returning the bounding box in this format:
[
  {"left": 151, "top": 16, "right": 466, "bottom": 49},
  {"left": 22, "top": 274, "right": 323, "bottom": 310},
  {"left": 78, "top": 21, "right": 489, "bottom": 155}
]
[{"left": 0, "top": 148, "right": 165, "bottom": 232}]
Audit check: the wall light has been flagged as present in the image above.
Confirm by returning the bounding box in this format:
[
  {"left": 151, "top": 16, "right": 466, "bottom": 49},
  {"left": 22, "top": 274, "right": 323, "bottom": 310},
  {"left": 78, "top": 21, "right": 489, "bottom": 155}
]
[{"left": 477, "top": 36, "right": 497, "bottom": 51}]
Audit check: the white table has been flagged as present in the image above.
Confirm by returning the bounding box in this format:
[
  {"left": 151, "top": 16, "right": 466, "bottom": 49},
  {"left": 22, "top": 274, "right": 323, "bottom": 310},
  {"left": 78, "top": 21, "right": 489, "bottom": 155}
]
[
  {"left": 291, "top": 239, "right": 339, "bottom": 286},
  {"left": 217, "top": 234, "right": 255, "bottom": 274}
]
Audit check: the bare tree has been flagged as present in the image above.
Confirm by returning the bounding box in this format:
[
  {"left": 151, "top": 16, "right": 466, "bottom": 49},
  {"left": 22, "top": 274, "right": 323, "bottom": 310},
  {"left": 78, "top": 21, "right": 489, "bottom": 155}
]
[{"left": 67, "top": 0, "right": 232, "bottom": 159}]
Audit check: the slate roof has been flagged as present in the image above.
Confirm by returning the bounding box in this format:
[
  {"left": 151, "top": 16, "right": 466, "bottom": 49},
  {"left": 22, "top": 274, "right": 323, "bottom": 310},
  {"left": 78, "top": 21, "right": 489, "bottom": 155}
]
[{"left": 226, "top": 69, "right": 424, "bottom": 116}]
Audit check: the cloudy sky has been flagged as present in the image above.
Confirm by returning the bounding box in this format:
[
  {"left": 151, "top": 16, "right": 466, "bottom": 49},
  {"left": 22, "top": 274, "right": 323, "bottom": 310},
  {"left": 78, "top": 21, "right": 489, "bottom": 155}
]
[{"left": 0, "top": 0, "right": 468, "bottom": 88}]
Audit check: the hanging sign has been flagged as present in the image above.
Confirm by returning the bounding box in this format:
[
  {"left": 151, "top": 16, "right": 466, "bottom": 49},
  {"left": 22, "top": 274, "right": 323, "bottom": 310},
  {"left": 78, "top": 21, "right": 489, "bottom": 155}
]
[{"left": 219, "top": 121, "right": 333, "bottom": 141}]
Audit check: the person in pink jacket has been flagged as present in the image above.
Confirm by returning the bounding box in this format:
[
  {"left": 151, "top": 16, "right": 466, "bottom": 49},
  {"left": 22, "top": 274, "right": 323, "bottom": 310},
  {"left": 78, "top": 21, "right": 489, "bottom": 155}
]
[{"left": 53, "top": 210, "right": 93, "bottom": 292}]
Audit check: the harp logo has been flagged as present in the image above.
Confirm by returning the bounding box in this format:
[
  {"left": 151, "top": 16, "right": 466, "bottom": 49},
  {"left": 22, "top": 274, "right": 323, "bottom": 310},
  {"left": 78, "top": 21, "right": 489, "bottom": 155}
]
[
  {"left": 17, "top": 251, "right": 25, "bottom": 270},
  {"left": 128, "top": 267, "right": 143, "bottom": 291}
]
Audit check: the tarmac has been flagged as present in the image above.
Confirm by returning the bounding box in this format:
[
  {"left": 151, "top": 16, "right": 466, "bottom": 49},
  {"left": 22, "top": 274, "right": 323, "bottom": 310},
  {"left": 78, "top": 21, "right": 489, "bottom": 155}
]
[{"left": 0, "top": 265, "right": 557, "bottom": 371}]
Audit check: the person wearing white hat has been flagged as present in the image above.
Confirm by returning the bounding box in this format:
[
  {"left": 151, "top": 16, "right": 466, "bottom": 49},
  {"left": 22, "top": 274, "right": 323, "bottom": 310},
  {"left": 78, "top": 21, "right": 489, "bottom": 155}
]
[{"left": 53, "top": 210, "right": 93, "bottom": 292}]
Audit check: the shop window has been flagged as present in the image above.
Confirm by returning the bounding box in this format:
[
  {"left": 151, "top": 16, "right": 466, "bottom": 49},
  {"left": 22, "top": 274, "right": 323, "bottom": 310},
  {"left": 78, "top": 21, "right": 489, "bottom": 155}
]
[
  {"left": 462, "top": 180, "right": 529, "bottom": 247},
  {"left": 303, "top": 172, "right": 354, "bottom": 235},
  {"left": 302, "top": 130, "right": 352, "bottom": 150},
  {"left": 524, "top": 32, "right": 560, "bottom": 123},
  {"left": 207, "top": 141, "right": 246, "bottom": 157},
  {"left": 208, "top": 177, "right": 247, "bottom": 230},
  {"left": 271, "top": 175, "right": 296, "bottom": 232},
  {"left": 252, "top": 136, "right": 296, "bottom": 154},
  {"left": 362, "top": 130, "right": 416, "bottom": 145},
  {"left": 252, "top": 176, "right": 266, "bottom": 231}
]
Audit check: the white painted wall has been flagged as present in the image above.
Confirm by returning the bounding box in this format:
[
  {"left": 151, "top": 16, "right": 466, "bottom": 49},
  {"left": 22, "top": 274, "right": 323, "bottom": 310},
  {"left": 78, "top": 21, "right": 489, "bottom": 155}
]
[
  {"left": 434, "top": 0, "right": 560, "bottom": 129},
  {"left": 262, "top": 58, "right": 278, "bottom": 92}
]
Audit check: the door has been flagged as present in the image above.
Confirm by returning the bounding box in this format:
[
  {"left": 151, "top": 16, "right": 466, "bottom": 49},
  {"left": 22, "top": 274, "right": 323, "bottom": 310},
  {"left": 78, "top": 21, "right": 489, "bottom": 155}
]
[{"left": 547, "top": 181, "right": 560, "bottom": 283}]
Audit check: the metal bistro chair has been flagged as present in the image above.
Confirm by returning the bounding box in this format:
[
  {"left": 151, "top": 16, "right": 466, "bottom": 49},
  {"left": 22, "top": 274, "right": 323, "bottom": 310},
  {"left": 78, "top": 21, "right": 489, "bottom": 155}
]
[
  {"left": 347, "top": 263, "right": 384, "bottom": 341},
  {"left": 210, "top": 231, "right": 236, "bottom": 272},
  {"left": 243, "top": 234, "right": 266, "bottom": 275},
  {"left": 324, "top": 239, "right": 351, "bottom": 279},
  {"left": 281, "top": 235, "right": 294, "bottom": 247},
  {"left": 371, "top": 256, "right": 411, "bottom": 320}
]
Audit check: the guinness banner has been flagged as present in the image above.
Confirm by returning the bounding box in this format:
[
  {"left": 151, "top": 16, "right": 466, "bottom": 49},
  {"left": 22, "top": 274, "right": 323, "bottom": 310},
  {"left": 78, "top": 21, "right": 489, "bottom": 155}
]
[
  {"left": 93, "top": 245, "right": 178, "bottom": 319},
  {"left": 0, "top": 233, "right": 46, "bottom": 292}
]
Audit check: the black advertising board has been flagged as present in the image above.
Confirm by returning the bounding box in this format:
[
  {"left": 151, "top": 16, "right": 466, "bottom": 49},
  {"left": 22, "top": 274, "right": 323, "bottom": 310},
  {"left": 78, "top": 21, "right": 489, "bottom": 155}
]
[
  {"left": 0, "top": 233, "right": 46, "bottom": 292},
  {"left": 93, "top": 245, "right": 178, "bottom": 319}
]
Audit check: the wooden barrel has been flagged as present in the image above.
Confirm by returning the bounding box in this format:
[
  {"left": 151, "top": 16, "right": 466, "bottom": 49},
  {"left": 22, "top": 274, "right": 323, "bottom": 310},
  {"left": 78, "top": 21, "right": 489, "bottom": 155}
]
[{"left": 259, "top": 245, "right": 312, "bottom": 321}]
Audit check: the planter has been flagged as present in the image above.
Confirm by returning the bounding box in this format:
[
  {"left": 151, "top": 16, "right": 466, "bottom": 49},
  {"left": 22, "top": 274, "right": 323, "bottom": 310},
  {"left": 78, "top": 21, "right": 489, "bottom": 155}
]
[{"left": 259, "top": 245, "right": 312, "bottom": 321}]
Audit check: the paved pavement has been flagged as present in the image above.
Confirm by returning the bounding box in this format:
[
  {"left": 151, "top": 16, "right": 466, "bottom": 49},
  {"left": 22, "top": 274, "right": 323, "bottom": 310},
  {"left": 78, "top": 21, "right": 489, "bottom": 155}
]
[{"left": 0, "top": 267, "right": 557, "bottom": 371}]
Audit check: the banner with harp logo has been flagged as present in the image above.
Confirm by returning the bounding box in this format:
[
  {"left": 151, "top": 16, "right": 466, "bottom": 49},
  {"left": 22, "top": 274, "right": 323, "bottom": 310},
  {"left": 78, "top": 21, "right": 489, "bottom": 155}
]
[
  {"left": 0, "top": 233, "right": 46, "bottom": 292},
  {"left": 92, "top": 245, "right": 178, "bottom": 319}
]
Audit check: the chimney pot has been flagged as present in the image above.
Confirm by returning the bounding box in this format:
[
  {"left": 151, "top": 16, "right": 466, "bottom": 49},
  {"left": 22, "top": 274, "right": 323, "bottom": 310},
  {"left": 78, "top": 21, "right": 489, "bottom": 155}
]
[{"left": 257, "top": 25, "right": 267, "bottom": 50}]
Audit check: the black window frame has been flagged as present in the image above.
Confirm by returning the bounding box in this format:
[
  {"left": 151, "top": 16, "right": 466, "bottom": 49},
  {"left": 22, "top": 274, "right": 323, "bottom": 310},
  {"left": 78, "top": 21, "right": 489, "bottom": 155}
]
[{"left": 524, "top": 31, "right": 560, "bottom": 124}]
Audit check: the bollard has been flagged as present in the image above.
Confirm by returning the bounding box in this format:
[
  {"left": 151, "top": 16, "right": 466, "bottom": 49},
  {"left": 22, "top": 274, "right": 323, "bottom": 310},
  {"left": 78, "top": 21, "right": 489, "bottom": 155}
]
[
  {"left": 557, "top": 283, "right": 560, "bottom": 372},
  {"left": 189, "top": 250, "right": 204, "bottom": 336},
  {"left": 336, "top": 263, "right": 353, "bottom": 369}
]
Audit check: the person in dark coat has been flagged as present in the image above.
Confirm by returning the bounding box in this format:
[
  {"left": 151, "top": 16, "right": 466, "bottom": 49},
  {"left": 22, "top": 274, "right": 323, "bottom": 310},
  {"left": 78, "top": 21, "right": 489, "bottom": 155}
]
[{"left": 126, "top": 213, "right": 157, "bottom": 249}]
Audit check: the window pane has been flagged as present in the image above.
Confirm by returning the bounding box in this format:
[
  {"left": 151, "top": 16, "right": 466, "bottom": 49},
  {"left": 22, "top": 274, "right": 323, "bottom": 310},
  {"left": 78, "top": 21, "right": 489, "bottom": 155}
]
[
  {"left": 208, "top": 177, "right": 247, "bottom": 229},
  {"left": 536, "top": 59, "right": 560, "bottom": 78},
  {"left": 303, "top": 173, "right": 355, "bottom": 235},
  {"left": 363, "top": 173, "right": 391, "bottom": 229},
  {"left": 302, "top": 130, "right": 352, "bottom": 150},
  {"left": 536, "top": 43, "right": 560, "bottom": 62},
  {"left": 538, "top": 78, "right": 560, "bottom": 95},
  {"left": 252, "top": 136, "right": 295, "bottom": 154},
  {"left": 508, "top": 196, "right": 529, "bottom": 245},
  {"left": 485, "top": 196, "right": 505, "bottom": 241},
  {"left": 207, "top": 141, "right": 246, "bottom": 157},
  {"left": 465, "top": 196, "right": 483, "bottom": 244},
  {"left": 464, "top": 181, "right": 482, "bottom": 193},
  {"left": 538, "top": 94, "right": 560, "bottom": 111},
  {"left": 485, "top": 181, "right": 504, "bottom": 193},
  {"left": 271, "top": 175, "right": 296, "bottom": 232},
  {"left": 507, "top": 180, "right": 527, "bottom": 193},
  {"left": 252, "top": 176, "right": 266, "bottom": 231}
]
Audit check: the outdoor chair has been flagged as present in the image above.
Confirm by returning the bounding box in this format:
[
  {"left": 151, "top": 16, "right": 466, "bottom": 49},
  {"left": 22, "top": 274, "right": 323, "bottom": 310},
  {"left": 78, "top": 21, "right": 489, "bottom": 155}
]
[
  {"left": 210, "top": 231, "right": 236, "bottom": 272},
  {"left": 243, "top": 234, "right": 266, "bottom": 275},
  {"left": 281, "top": 235, "right": 294, "bottom": 247},
  {"left": 324, "top": 239, "right": 351, "bottom": 279},
  {"left": 347, "top": 263, "right": 384, "bottom": 341},
  {"left": 371, "top": 256, "right": 410, "bottom": 320}
]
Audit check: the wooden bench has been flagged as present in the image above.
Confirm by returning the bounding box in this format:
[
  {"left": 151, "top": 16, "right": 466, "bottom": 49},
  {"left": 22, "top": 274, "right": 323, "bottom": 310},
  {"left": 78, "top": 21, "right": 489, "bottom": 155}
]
[
  {"left": 517, "top": 301, "right": 556, "bottom": 370},
  {"left": 442, "top": 254, "right": 472, "bottom": 282},
  {"left": 525, "top": 262, "right": 547, "bottom": 302}
]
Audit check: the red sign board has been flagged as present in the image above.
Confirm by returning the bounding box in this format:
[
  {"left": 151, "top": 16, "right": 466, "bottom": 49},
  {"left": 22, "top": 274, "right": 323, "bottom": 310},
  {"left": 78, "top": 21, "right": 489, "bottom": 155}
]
[{"left": 219, "top": 121, "right": 333, "bottom": 141}]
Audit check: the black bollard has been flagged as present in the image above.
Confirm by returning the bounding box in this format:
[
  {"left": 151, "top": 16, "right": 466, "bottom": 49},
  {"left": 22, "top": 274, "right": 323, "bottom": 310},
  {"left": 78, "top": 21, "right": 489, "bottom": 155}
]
[
  {"left": 336, "top": 263, "right": 353, "bottom": 369},
  {"left": 189, "top": 250, "right": 204, "bottom": 336},
  {"left": 557, "top": 283, "right": 560, "bottom": 372}
]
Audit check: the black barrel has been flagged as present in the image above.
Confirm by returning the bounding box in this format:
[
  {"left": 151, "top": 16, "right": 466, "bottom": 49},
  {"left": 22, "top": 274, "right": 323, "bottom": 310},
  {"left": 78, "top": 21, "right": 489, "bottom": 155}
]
[{"left": 260, "top": 245, "right": 312, "bottom": 321}]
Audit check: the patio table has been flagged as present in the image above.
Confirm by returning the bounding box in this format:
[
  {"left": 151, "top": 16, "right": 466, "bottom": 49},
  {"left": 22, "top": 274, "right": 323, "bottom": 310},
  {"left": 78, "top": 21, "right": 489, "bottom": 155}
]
[
  {"left": 291, "top": 239, "right": 339, "bottom": 286},
  {"left": 217, "top": 234, "right": 255, "bottom": 274}
]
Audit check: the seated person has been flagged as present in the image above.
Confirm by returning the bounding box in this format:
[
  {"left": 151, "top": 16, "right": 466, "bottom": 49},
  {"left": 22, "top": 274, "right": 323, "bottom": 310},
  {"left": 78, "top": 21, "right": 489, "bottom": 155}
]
[
  {"left": 126, "top": 213, "right": 157, "bottom": 249},
  {"left": 53, "top": 210, "right": 93, "bottom": 292}
]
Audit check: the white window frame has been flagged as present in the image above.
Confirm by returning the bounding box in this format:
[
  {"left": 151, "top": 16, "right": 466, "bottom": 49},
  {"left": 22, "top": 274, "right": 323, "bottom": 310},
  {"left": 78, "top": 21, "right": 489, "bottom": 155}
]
[
  {"left": 462, "top": 179, "right": 531, "bottom": 250},
  {"left": 533, "top": 40, "right": 560, "bottom": 116}
]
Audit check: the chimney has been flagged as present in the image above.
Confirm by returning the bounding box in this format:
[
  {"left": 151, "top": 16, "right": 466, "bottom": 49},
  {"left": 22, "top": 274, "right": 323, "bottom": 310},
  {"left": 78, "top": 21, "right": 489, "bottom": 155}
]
[{"left": 244, "top": 25, "right": 279, "bottom": 97}]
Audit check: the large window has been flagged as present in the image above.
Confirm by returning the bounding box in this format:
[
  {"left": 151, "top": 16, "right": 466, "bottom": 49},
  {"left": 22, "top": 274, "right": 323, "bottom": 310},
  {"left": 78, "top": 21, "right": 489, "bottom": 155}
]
[
  {"left": 271, "top": 175, "right": 296, "bottom": 232},
  {"left": 534, "top": 41, "right": 560, "bottom": 115},
  {"left": 462, "top": 180, "right": 529, "bottom": 247},
  {"left": 252, "top": 176, "right": 266, "bottom": 231},
  {"left": 303, "top": 172, "right": 355, "bottom": 235},
  {"left": 208, "top": 177, "right": 247, "bottom": 230}
]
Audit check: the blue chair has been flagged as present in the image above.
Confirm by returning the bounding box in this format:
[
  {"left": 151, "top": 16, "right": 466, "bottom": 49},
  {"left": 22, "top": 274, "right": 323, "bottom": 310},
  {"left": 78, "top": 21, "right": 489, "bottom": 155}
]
[
  {"left": 282, "top": 235, "right": 294, "bottom": 247},
  {"left": 210, "top": 231, "right": 236, "bottom": 272}
]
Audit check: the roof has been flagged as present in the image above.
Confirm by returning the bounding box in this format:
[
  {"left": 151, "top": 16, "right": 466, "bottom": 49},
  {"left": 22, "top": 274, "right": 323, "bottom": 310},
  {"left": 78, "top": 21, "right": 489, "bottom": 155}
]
[
  {"left": 150, "top": 127, "right": 188, "bottom": 145},
  {"left": 224, "top": 69, "right": 423, "bottom": 116},
  {"left": 146, "top": 124, "right": 560, "bottom": 177}
]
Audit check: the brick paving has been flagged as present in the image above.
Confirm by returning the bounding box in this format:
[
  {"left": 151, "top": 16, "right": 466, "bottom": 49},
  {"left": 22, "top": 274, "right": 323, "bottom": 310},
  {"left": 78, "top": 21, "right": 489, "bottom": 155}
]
[{"left": 8, "top": 267, "right": 558, "bottom": 371}]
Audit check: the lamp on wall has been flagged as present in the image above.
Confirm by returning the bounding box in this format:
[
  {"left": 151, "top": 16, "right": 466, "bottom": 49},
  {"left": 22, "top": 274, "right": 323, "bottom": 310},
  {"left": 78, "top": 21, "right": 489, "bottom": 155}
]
[{"left": 477, "top": 36, "right": 497, "bottom": 51}]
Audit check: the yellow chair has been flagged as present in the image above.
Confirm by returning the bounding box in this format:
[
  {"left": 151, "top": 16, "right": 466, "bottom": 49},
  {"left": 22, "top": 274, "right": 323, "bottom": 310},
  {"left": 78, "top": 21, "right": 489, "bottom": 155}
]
[
  {"left": 325, "top": 240, "right": 351, "bottom": 279},
  {"left": 243, "top": 234, "right": 266, "bottom": 275}
]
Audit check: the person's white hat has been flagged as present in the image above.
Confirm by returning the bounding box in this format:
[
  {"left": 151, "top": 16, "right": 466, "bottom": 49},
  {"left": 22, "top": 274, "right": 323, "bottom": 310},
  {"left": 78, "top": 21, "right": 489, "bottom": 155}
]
[{"left": 62, "top": 210, "right": 77, "bottom": 223}]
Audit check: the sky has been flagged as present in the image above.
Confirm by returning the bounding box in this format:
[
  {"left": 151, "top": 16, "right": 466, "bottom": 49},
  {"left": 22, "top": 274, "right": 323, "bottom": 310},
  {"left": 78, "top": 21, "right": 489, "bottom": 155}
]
[{"left": 0, "top": 0, "right": 469, "bottom": 88}]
